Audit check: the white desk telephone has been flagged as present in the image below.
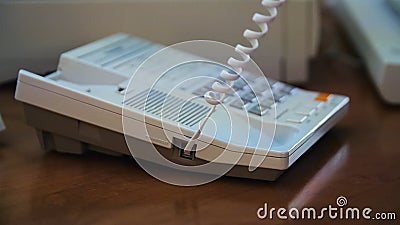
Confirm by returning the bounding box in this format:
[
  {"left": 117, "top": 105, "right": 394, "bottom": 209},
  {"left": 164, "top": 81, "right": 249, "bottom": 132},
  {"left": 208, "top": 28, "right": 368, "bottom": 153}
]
[{"left": 15, "top": 0, "right": 349, "bottom": 183}]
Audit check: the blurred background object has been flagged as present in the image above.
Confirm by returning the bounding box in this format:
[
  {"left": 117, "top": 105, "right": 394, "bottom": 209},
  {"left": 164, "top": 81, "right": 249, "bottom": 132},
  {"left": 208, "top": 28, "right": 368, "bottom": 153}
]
[
  {"left": 329, "top": 0, "right": 400, "bottom": 104},
  {"left": 0, "top": 113, "right": 5, "bottom": 132},
  {"left": 0, "top": 0, "right": 320, "bottom": 84}
]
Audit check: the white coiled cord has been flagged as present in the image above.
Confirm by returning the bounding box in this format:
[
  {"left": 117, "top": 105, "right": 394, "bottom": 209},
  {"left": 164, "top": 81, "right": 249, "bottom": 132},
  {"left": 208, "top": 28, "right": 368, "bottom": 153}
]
[{"left": 184, "top": 0, "right": 285, "bottom": 153}]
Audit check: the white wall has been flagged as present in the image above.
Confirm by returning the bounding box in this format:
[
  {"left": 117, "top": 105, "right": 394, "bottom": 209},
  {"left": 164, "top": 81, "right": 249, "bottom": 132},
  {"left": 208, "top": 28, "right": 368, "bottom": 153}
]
[{"left": 0, "top": 0, "right": 318, "bottom": 83}]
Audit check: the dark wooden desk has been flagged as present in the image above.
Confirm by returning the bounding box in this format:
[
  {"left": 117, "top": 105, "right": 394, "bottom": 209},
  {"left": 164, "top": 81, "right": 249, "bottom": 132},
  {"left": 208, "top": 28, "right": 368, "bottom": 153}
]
[{"left": 0, "top": 9, "right": 399, "bottom": 225}]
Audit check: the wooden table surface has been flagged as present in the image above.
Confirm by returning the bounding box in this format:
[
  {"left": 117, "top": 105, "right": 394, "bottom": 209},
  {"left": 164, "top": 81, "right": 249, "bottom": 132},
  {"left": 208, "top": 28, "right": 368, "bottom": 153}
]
[{"left": 0, "top": 8, "right": 399, "bottom": 225}]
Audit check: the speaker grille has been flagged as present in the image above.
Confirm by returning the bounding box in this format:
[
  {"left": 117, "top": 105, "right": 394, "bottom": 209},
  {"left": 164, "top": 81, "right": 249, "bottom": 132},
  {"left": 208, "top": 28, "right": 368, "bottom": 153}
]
[{"left": 124, "top": 89, "right": 209, "bottom": 127}]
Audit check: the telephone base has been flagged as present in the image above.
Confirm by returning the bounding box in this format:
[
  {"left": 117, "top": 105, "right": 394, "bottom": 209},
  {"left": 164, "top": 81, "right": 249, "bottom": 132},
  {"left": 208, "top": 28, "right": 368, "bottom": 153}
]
[{"left": 25, "top": 104, "right": 284, "bottom": 181}]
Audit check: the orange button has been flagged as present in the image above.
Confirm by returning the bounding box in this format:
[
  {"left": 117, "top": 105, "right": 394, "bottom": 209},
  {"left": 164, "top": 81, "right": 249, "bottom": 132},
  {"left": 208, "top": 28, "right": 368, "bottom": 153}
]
[{"left": 315, "top": 93, "right": 331, "bottom": 102}]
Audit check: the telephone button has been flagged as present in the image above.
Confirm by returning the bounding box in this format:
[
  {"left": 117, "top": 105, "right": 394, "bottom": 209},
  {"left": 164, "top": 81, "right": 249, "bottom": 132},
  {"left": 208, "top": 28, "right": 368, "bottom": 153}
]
[
  {"left": 315, "top": 93, "right": 332, "bottom": 102},
  {"left": 307, "top": 101, "right": 323, "bottom": 109},
  {"left": 286, "top": 114, "right": 307, "bottom": 124},
  {"left": 295, "top": 106, "right": 316, "bottom": 116}
]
